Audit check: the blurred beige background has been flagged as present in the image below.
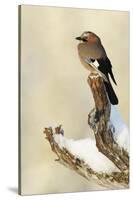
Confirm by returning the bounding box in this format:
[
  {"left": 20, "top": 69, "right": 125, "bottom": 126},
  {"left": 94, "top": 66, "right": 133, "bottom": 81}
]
[{"left": 20, "top": 5, "right": 129, "bottom": 195}]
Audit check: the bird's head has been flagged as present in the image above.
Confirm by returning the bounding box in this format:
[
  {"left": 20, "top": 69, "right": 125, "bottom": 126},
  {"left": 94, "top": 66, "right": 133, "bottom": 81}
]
[{"left": 75, "top": 31, "right": 101, "bottom": 44}]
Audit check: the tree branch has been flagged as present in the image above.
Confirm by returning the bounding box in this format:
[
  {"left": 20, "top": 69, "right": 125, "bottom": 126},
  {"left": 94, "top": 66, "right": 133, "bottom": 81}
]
[
  {"left": 43, "top": 72, "right": 129, "bottom": 188},
  {"left": 87, "top": 74, "right": 129, "bottom": 172},
  {"left": 44, "top": 126, "right": 128, "bottom": 188}
]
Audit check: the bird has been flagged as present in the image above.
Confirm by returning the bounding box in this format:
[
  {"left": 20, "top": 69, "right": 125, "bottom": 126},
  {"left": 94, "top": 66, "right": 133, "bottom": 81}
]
[{"left": 75, "top": 31, "right": 118, "bottom": 105}]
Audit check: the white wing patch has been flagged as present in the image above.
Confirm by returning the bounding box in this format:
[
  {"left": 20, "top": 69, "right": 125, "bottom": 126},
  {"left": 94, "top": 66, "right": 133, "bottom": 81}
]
[
  {"left": 84, "top": 57, "right": 108, "bottom": 83},
  {"left": 93, "top": 60, "right": 99, "bottom": 67}
]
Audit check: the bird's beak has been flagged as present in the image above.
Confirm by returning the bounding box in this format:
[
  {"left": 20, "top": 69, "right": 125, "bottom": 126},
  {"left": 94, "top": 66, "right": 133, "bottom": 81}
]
[{"left": 75, "top": 36, "right": 82, "bottom": 40}]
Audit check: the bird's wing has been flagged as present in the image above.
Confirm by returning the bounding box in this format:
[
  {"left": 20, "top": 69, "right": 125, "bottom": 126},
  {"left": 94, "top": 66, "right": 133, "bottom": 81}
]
[
  {"left": 84, "top": 58, "right": 108, "bottom": 82},
  {"left": 97, "top": 57, "right": 117, "bottom": 85}
]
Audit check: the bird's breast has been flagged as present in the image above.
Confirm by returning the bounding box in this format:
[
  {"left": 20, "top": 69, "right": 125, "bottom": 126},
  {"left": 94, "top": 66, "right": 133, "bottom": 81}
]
[{"left": 77, "top": 43, "right": 104, "bottom": 60}]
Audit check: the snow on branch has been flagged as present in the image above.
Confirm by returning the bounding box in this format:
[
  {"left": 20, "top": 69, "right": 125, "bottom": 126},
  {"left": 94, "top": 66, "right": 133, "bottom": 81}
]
[{"left": 43, "top": 72, "right": 129, "bottom": 188}]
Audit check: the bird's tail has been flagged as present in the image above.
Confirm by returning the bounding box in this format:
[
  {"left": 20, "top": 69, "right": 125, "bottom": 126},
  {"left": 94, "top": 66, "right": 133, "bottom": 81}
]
[
  {"left": 104, "top": 81, "right": 118, "bottom": 105},
  {"left": 109, "top": 68, "right": 117, "bottom": 85},
  {"left": 98, "top": 64, "right": 118, "bottom": 105}
]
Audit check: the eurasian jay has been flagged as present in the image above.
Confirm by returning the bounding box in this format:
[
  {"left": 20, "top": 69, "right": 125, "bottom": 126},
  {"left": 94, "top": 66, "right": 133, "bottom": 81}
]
[{"left": 76, "top": 31, "right": 118, "bottom": 105}]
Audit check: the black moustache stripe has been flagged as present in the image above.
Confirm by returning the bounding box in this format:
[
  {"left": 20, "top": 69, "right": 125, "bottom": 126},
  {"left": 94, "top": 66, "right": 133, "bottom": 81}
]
[{"left": 82, "top": 38, "right": 88, "bottom": 42}]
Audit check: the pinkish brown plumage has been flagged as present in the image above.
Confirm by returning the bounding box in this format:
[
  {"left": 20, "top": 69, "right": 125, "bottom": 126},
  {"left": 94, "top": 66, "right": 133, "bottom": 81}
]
[{"left": 75, "top": 31, "right": 118, "bottom": 105}]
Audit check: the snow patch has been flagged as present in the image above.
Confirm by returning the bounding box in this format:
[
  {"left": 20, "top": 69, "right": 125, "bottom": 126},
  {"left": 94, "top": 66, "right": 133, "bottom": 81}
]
[
  {"left": 53, "top": 106, "right": 129, "bottom": 173},
  {"left": 110, "top": 106, "right": 129, "bottom": 152},
  {"left": 54, "top": 134, "right": 119, "bottom": 173}
]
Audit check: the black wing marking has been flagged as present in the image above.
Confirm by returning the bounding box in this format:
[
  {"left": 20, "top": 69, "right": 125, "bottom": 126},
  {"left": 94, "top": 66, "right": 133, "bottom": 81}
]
[
  {"left": 97, "top": 57, "right": 118, "bottom": 105},
  {"left": 90, "top": 59, "right": 95, "bottom": 63},
  {"left": 97, "top": 57, "right": 117, "bottom": 85}
]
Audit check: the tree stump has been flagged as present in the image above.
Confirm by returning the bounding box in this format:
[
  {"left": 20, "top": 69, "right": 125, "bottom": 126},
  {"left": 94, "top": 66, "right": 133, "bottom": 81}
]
[{"left": 87, "top": 74, "right": 129, "bottom": 172}]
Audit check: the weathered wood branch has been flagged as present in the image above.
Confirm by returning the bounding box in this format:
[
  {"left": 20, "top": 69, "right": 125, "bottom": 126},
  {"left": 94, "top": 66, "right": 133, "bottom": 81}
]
[
  {"left": 43, "top": 72, "right": 129, "bottom": 188},
  {"left": 87, "top": 74, "right": 129, "bottom": 172},
  {"left": 44, "top": 126, "right": 128, "bottom": 188}
]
